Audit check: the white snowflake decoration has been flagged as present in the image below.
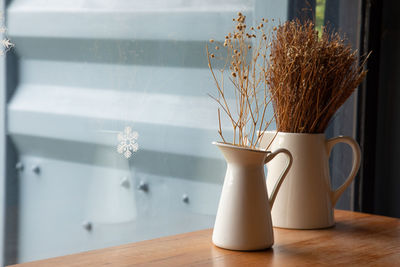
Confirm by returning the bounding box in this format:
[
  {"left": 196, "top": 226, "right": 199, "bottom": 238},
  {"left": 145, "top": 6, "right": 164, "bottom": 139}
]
[
  {"left": 0, "top": 14, "right": 13, "bottom": 56},
  {"left": 117, "top": 126, "right": 139, "bottom": 158}
]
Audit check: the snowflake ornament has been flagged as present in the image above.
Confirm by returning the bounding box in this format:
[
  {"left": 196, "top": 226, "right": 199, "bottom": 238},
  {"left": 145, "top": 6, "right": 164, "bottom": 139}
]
[
  {"left": 0, "top": 13, "right": 13, "bottom": 55},
  {"left": 117, "top": 126, "right": 139, "bottom": 159}
]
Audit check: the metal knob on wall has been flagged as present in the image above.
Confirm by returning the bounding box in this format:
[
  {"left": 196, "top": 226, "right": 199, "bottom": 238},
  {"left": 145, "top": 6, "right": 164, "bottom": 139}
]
[
  {"left": 31, "top": 165, "right": 41, "bottom": 175},
  {"left": 182, "top": 194, "right": 189, "bottom": 204},
  {"left": 137, "top": 180, "right": 149, "bottom": 192},
  {"left": 15, "top": 162, "right": 24, "bottom": 172},
  {"left": 120, "top": 176, "right": 130, "bottom": 188},
  {"left": 82, "top": 221, "right": 92, "bottom": 231}
]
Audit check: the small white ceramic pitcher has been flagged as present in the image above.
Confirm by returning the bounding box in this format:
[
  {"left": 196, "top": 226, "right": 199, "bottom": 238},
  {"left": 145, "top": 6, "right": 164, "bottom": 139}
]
[
  {"left": 212, "top": 142, "right": 292, "bottom": 250},
  {"left": 260, "top": 131, "right": 361, "bottom": 229}
]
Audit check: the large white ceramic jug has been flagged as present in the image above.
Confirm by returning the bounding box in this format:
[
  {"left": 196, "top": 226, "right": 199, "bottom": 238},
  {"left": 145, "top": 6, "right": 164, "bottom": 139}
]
[{"left": 260, "top": 131, "right": 361, "bottom": 229}]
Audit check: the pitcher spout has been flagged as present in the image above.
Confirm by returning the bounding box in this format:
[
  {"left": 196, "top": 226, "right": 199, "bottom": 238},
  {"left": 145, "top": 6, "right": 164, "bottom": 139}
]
[{"left": 212, "top": 141, "right": 270, "bottom": 166}]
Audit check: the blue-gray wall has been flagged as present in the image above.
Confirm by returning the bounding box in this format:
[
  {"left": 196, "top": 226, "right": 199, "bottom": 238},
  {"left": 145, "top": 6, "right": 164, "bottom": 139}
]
[{"left": 2, "top": 0, "right": 287, "bottom": 264}]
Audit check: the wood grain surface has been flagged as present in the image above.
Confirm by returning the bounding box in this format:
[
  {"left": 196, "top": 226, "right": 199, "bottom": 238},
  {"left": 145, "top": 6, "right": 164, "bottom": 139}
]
[{"left": 10, "top": 210, "right": 400, "bottom": 266}]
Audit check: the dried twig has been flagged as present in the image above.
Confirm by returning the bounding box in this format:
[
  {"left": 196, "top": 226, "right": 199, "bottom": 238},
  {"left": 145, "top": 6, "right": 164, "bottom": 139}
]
[{"left": 207, "top": 13, "right": 275, "bottom": 149}]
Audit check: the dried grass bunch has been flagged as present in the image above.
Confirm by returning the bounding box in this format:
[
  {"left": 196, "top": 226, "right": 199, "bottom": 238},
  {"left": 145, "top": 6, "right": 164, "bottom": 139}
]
[
  {"left": 207, "top": 13, "right": 276, "bottom": 149},
  {"left": 268, "top": 19, "right": 369, "bottom": 133}
]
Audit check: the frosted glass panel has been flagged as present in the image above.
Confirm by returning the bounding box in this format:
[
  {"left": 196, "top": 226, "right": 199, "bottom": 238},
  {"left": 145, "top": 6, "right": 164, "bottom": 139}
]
[{"left": 3, "top": 0, "right": 288, "bottom": 264}]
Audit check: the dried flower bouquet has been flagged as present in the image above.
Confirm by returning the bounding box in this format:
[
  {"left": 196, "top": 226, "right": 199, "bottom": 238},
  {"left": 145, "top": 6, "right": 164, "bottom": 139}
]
[
  {"left": 207, "top": 13, "right": 276, "bottom": 149},
  {"left": 268, "top": 19, "right": 369, "bottom": 133}
]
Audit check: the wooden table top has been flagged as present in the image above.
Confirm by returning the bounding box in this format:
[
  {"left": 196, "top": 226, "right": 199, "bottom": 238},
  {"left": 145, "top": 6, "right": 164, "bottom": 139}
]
[{"left": 11, "top": 210, "right": 400, "bottom": 266}]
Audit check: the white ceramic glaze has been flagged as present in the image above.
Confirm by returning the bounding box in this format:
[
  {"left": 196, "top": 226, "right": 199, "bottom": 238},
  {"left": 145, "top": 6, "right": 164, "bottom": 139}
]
[
  {"left": 260, "top": 131, "right": 361, "bottom": 229},
  {"left": 212, "top": 142, "right": 292, "bottom": 251}
]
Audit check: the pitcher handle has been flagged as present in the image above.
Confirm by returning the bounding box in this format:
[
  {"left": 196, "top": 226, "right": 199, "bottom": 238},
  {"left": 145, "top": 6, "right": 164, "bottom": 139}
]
[
  {"left": 326, "top": 136, "right": 361, "bottom": 207},
  {"left": 265, "top": 148, "right": 293, "bottom": 208}
]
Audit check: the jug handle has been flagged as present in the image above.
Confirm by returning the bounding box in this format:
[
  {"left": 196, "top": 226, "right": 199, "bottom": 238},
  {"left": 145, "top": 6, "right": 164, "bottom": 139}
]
[
  {"left": 326, "top": 136, "right": 361, "bottom": 207},
  {"left": 265, "top": 148, "right": 293, "bottom": 208}
]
